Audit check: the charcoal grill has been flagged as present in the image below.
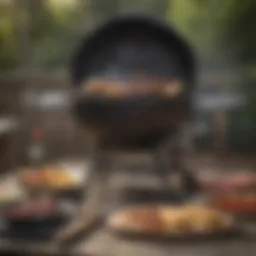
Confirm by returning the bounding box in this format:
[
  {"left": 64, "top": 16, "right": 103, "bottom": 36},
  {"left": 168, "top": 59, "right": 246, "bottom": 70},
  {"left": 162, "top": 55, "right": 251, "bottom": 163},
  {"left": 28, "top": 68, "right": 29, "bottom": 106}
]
[
  {"left": 72, "top": 14, "right": 195, "bottom": 149},
  {"left": 55, "top": 14, "right": 198, "bottom": 244}
]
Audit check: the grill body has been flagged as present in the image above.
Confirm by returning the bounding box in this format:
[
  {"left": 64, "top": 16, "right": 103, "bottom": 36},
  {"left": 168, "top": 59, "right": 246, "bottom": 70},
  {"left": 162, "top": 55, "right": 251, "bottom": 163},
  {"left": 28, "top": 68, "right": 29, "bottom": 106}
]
[{"left": 71, "top": 15, "right": 196, "bottom": 150}]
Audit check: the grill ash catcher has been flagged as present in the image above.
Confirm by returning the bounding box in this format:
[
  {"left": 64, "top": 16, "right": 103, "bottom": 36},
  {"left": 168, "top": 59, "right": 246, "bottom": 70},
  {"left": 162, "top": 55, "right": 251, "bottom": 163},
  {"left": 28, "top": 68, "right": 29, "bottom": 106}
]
[{"left": 55, "top": 14, "right": 199, "bottom": 244}]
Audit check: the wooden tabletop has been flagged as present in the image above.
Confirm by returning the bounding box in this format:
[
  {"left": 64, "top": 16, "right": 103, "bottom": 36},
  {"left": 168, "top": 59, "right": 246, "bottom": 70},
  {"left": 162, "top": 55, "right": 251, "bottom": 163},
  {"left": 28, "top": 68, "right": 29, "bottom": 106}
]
[
  {"left": 0, "top": 220, "right": 254, "bottom": 256},
  {"left": 0, "top": 156, "right": 255, "bottom": 256},
  {"left": 78, "top": 228, "right": 256, "bottom": 256},
  {"left": 0, "top": 229, "right": 254, "bottom": 256}
]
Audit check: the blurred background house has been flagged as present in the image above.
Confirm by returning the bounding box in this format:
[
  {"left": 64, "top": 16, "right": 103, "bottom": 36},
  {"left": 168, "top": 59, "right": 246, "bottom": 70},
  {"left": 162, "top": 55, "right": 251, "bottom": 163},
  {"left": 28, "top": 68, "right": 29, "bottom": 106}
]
[{"left": 0, "top": 0, "right": 255, "bottom": 170}]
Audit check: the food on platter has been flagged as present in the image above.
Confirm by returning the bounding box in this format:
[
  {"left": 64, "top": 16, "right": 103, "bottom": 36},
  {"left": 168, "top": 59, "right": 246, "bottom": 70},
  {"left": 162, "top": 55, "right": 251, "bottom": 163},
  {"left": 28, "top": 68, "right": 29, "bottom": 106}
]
[
  {"left": 82, "top": 79, "right": 126, "bottom": 98},
  {"left": 19, "top": 169, "right": 44, "bottom": 189},
  {"left": 162, "top": 80, "right": 184, "bottom": 98},
  {"left": 108, "top": 207, "right": 166, "bottom": 234},
  {"left": 43, "top": 165, "right": 76, "bottom": 189},
  {"left": 158, "top": 207, "right": 190, "bottom": 232},
  {"left": 182, "top": 205, "right": 233, "bottom": 232},
  {"left": 82, "top": 77, "right": 185, "bottom": 99},
  {"left": 211, "top": 191, "right": 256, "bottom": 214},
  {"left": 200, "top": 172, "right": 256, "bottom": 194},
  {"left": 200, "top": 172, "right": 256, "bottom": 214},
  {"left": 107, "top": 204, "right": 234, "bottom": 236},
  {"left": 19, "top": 164, "right": 78, "bottom": 190}
]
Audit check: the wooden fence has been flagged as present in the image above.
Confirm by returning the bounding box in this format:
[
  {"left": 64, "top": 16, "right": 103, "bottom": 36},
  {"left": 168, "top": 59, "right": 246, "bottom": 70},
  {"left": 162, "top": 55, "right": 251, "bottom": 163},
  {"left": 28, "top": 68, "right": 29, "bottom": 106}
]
[{"left": 0, "top": 73, "right": 88, "bottom": 170}]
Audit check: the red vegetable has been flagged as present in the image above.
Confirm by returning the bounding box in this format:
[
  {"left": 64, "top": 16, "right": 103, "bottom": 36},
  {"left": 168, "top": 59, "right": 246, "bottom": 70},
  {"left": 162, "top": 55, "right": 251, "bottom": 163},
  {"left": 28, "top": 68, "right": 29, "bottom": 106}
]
[
  {"left": 5, "top": 198, "right": 58, "bottom": 220},
  {"left": 201, "top": 173, "right": 256, "bottom": 194},
  {"left": 212, "top": 196, "right": 256, "bottom": 214}
]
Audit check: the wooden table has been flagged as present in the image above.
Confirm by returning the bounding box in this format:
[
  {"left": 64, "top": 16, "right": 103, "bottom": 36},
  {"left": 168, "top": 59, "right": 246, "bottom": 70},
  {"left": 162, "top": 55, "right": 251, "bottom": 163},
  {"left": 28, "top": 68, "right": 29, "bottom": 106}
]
[
  {"left": 0, "top": 157, "right": 255, "bottom": 256},
  {"left": 0, "top": 222, "right": 255, "bottom": 256},
  {"left": 78, "top": 228, "right": 256, "bottom": 256}
]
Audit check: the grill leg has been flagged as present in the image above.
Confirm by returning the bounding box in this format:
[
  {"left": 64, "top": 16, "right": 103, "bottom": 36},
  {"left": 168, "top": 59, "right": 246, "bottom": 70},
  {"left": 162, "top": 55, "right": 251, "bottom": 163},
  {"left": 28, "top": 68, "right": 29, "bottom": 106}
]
[
  {"left": 153, "top": 128, "right": 199, "bottom": 198},
  {"left": 152, "top": 134, "right": 178, "bottom": 188}
]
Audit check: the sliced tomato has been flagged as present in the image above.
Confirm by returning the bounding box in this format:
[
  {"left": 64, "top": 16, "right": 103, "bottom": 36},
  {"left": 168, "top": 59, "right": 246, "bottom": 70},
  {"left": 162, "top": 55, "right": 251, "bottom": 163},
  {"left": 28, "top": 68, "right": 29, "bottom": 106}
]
[{"left": 212, "top": 198, "right": 256, "bottom": 213}]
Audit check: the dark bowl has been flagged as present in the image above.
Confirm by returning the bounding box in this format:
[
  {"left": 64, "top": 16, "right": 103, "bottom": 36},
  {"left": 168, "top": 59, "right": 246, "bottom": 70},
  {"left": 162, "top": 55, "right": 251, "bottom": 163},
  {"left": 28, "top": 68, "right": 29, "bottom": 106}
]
[{"left": 2, "top": 197, "right": 68, "bottom": 239}]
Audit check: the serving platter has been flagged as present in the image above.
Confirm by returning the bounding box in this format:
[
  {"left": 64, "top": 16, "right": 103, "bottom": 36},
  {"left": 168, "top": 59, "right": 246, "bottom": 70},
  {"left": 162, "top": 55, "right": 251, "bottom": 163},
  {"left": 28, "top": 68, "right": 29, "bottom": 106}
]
[
  {"left": 17, "top": 164, "right": 86, "bottom": 199},
  {"left": 106, "top": 204, "right": 237, "bottom": 242}
]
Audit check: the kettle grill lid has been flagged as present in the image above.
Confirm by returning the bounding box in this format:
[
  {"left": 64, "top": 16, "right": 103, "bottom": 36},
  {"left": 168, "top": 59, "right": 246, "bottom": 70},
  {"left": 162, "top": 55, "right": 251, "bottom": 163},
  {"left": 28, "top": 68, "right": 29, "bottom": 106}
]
[{"left": 71, "top": 14, "right": 195, "bottom": 86}]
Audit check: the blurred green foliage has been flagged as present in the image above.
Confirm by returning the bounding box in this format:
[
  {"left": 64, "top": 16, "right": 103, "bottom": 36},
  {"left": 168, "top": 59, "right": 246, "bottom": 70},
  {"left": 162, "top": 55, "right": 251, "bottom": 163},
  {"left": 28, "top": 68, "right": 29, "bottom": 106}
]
[
  {"left": 170, "top": 0, "right": 256, "bottom": 152},
  {"left": 0, "top": 0, "right": 84, "bottom": 71},
  {"left": 0, "top": 0, "right": 18, "bottom": 70},
  {"left": 222, "top": 0, "right": 256, "bottom": 64},
  {"left": 31, "top": 0, "right": 82, "bottom": 69},
  {"left": 0, "top": 0, "right": 171, "bottom": 71},
  {"left": 1, "top": 0, "right": 254, "bottom": 70},
  {"left": 170, "top": 0, "right": 256, "bottom": 64}
]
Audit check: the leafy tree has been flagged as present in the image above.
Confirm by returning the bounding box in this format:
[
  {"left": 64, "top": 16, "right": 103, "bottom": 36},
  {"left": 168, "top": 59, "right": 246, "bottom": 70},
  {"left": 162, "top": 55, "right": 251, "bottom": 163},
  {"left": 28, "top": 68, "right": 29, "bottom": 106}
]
[{"left": 0, "top": 0, "right": 19, "bottom": 70}]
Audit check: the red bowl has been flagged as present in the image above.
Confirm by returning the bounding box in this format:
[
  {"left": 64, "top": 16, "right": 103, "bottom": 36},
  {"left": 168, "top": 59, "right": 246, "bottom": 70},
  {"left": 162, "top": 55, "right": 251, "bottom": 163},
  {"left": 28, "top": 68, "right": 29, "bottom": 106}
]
[
  {"left": 4, "top": 197, "right": 59, "bottom": 222},
  {"left": 200, "top": 173, "right": 256, "bottom": 194},
  {"left": 211, "top": 197, "right": 256, "bottom": 214}
]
